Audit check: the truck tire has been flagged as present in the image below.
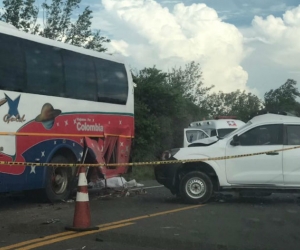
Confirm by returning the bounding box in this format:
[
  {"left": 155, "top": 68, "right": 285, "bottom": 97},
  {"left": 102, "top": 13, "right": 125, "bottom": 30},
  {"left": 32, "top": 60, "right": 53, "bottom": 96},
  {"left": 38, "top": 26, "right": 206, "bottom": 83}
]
[
  {"left": 44, "top": 155, "right": 74, "bottom": 203},
  {"left": 180, "top": 171, "right": 213, "bottom": 204}
]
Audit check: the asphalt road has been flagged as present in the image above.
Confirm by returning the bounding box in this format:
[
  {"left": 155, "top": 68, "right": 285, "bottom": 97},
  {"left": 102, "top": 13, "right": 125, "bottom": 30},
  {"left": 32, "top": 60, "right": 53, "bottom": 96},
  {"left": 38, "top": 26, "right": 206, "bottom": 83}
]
[{"left": 1, "top": 181, "right": 300, "bottom": 250}]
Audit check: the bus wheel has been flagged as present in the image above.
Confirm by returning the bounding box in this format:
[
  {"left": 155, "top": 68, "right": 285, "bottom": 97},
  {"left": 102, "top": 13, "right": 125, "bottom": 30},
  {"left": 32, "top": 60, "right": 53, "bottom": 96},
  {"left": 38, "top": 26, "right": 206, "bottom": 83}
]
[{"left": 45, "top": 155, "right": 73, "bottom": 203}]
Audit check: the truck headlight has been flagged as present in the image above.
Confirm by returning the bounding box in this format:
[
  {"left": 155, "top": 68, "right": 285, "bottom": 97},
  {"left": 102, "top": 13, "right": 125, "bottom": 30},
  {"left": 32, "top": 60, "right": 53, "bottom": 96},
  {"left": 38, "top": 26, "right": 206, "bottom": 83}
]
[
  {"left": 161, "top": 148, "right": 180, "bottom": 160},
  {"left": 161, "top": 151, "right": 171, "bottom": 160}
]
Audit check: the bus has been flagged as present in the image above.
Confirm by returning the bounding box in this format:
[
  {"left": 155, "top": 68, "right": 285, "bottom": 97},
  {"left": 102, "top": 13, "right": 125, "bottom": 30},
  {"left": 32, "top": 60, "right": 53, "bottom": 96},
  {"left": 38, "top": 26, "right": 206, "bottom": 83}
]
[{"left": 0, "top": 21, "right": 134, "bottom": 202}]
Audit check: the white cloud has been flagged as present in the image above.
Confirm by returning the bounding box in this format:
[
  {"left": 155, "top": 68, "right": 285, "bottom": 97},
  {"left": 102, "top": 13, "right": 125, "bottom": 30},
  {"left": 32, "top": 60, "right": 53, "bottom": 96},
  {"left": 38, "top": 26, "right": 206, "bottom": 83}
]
[
  {"left": 108, "top": 40, "right": 130, "bottom": 56},
  {"left": 100, "top": 0, "right": 249, "bottom": 93},
  {"left": 160, "top": 0, "right": 181, "bottom": 4},
  {"left": 251, "top": 5, "right": 300, "bottom": 70}
]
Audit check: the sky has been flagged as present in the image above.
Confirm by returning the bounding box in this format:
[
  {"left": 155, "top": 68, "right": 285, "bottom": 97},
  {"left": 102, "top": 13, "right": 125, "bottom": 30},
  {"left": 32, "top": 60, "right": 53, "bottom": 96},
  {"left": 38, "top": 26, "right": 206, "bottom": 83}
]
[
  {"left": 2, "top": 0, "right": 300, "bottom": 97},
  {"left": 86, "top": 0, "right": 300, "bottom": 97}
]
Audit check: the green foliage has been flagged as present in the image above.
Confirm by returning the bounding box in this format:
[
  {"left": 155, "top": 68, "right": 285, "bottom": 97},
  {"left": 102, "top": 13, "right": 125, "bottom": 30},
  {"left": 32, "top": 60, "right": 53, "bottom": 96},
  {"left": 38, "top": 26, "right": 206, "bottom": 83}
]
[
  {"left": 125, "top": 166, "right": 155, "bottom": 181},
  {"left": 0, "top": 0, "right": 110, "bottom": 52},
  {"left": 204, "top": 90, "right": 263, "bottom": 122},
  {"left": 264, "top": 79, "right": 300, "bottom": 115},
  {"left": 167, "top": 61, "right": 213, "bottom": 106},
  {"left": 132, "top": 63, "right": 208, "bottom": 162},
  {"left": 133, "top": 97, "right": 160, "bottom": 162},
  {"left": 0, "top": 0, "right": 39, "bottom": 33}
]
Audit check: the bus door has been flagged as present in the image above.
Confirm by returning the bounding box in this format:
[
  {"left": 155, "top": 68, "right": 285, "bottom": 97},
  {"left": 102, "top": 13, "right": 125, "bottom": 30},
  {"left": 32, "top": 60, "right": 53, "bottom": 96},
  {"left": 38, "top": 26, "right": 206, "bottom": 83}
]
[{"left": 183, "top": 128, "right": 209, "bottom": 147}]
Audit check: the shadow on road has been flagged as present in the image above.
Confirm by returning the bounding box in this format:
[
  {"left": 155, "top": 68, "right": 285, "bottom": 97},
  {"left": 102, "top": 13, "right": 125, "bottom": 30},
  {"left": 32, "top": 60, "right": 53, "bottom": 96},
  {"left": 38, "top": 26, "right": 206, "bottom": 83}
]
[{"left": 213, "top": 193, "right": 300, "bottom": 206}]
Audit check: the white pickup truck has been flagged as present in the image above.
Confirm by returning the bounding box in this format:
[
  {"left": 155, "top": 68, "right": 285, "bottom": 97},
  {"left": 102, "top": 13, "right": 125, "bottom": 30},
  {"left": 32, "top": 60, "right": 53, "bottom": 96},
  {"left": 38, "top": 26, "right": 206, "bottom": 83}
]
[
  {"left": 183, "top": 117, "right": 245, "bottom": 147},
  {"left": 155, "top": 113, "right": 300, "bottom": 204}
]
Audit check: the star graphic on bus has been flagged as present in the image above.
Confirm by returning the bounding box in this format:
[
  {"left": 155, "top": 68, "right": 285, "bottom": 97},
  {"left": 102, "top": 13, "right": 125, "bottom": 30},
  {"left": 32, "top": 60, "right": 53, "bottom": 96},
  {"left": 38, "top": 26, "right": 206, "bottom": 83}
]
[
  {"left": 4, "top": 94, "right": 20, "bottom": 117},
  {"left": 30, "top": 166, "right": 36, "bottom": 174}
]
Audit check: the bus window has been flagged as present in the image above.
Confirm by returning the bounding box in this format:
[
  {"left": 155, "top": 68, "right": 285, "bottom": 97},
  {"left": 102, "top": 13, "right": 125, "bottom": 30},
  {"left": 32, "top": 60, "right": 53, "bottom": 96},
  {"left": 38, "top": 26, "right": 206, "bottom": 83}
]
[
  {"left": 62, "top": 50, "right": 97, "bottom": 101},
  {"left": 94, "top": 59, "right": 128, "bottom": 105},
  {"left": 0, "top": 33, "right": 25, "bottom": 92},
  {"left": 23, "top": 40, "right": 64, "bottom": 97}
]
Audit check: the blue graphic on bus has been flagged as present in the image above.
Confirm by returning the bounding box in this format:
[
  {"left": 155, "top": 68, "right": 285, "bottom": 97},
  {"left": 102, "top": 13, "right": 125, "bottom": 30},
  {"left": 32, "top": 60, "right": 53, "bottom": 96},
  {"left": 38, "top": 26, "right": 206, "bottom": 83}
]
[{"left": 4, "top": 93, "right": 21, "bottom": 117}]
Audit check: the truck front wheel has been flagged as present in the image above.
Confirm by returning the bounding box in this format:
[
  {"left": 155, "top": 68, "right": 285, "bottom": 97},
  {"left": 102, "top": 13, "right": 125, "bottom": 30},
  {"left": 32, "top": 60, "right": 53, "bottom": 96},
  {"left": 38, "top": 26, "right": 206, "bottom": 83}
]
[{"left": 180, "top": 171, "right": 213, "bottom": 204}]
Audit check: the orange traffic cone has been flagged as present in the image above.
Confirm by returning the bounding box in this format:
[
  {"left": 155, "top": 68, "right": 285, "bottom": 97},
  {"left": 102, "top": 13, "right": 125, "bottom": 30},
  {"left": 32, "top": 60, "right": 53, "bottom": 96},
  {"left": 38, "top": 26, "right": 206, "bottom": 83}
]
[{"left": 66, "top": 166, "right": 99, "bottom": 231}]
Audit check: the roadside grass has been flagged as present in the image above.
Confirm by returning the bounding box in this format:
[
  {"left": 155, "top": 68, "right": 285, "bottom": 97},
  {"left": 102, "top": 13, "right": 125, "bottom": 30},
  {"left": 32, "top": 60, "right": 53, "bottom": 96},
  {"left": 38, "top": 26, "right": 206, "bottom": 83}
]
[{"left": 124, "top": 166, "right": 155, "bottom": 181}]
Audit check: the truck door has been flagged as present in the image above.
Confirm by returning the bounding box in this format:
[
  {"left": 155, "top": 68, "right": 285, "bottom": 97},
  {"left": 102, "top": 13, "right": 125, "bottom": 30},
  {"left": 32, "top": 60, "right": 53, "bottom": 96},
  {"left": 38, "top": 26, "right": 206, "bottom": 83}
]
[
  {"left": 183, "top": 128, "right": 209, "bottom": 147},
  {"left": 282, "top": 124, "right": 300, "bottom": 185},
  {"left": 225, "top": 124, "right": 284, "bottom": 185}
]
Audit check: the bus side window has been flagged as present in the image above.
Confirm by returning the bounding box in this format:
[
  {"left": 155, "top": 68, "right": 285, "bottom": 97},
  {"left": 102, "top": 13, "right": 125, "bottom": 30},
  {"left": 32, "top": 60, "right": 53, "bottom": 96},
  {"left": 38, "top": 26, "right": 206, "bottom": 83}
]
[
  {"left": 94, "top": 59, "right": 128, "bottom": 105},
  {"left": 23, "top": 40, "right": 64, "bottom": 97},
  {"left": 62, "top": 50, "right": 97, "bottom": 101},
  {"left": 0, "top": 33, "right": 25, "bottom": 91}
]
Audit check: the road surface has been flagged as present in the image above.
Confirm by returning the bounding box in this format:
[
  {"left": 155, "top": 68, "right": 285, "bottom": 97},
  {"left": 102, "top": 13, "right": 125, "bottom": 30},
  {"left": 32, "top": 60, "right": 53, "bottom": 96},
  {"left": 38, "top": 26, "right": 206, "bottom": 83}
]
[{"left": 1, "top": 180, "right": 300, "bottom": 250}]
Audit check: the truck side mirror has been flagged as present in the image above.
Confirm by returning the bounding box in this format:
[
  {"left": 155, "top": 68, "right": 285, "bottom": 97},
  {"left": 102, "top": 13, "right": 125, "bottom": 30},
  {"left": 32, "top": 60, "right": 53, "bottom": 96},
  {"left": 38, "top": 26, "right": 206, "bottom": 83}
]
[{"left": 230, "top": 135, "right": 240, "bottom": 146}]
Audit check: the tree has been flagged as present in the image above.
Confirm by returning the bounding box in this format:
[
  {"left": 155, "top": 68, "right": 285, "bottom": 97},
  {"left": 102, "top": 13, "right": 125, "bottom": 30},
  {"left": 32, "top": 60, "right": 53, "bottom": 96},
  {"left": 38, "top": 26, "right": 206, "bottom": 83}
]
[
  {"left": 204, "top": 90, "right": 263, "bottom": 122},
  {"left": 264, "top": 79, "right": 300, "bottom": 115},
  {"left": 0, "top": 0, "right": 110, "bottom": 52},
  {"left": 167, "top": 61, "right": 213, "bottom": 106},
  {"left": 132, "top": 65, "right": 207, "bottom": 161},
  {"left": 0, "top": 0, "right": 39, "bottom": 33},
  {"left": 132, "top": 67, "right": 183, "bottom": 161}
]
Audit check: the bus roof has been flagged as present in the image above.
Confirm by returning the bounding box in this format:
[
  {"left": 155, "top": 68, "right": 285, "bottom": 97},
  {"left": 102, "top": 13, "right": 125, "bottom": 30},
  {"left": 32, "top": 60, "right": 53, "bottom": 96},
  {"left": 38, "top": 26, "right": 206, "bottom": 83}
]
[
  {"left": 0, "top": 21, "right": 18, "bottom": 30},
  {"left": 0, "top": 21, "right": 124, "bottom": 64}
]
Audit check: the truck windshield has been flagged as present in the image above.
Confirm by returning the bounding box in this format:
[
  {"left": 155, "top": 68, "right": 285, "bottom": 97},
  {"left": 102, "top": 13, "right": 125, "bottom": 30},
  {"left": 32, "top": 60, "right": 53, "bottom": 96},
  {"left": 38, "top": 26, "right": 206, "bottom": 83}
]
[
  {"left": 223, "top": 122, "right": 252, "bottom": 138},
  {"left": 217, "top": 128, "right": 237, "bottom": 138}
]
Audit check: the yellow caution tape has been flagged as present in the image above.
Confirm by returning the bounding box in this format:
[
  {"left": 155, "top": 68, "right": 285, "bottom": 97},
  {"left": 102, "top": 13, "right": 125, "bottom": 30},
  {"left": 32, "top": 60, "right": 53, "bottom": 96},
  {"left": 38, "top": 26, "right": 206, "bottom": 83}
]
[
  {"left": 0, "top": 131, "right": 133, "bottom": 138},
  {"left": 1, "top": 145, "right": 300, "bottom": 168}
]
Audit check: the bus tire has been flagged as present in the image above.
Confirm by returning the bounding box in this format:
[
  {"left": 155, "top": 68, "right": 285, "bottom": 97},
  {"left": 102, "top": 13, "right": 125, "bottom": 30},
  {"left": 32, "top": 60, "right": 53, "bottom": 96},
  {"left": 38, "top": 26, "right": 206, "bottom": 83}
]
[{"left": 45, "top": 155, "right": 73, "bottom": 203}]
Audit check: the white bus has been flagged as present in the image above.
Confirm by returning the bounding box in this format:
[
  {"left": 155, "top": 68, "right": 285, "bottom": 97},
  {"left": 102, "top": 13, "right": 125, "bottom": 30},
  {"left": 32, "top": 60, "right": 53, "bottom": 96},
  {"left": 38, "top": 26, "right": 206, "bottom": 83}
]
[{"left": 0, "top": 21, "right": 134, "bottom": 202}]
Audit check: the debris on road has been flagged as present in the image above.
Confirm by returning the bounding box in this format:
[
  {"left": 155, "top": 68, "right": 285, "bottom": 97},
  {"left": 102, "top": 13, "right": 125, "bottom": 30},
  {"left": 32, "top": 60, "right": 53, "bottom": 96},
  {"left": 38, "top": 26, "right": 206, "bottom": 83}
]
[
  {"left": 162, "top": 226, "right": 176, "bottom": 229},
  {"left": 249, "top": 218, "right": 260, "bottom": 222},
  {"left": 96, "top": 236, "right": 104, "bottom": 242},
  {"left": 88, "top": 177, "right": 144, "bottom": 189},
  {"left": 287, "top": 209, "right": 297, "bottom": 214},
  {"left": 42, "top": 219, "right": 60, "bottom": 224},
  {"left": 61, "top": 199, "right": 75, "bottom": 203},
  {"left": 88, "top": 176, "right": 147, "bottom": 200},
  {"left": 92, "top": 187, "right": 147, "bottom": 200}
]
